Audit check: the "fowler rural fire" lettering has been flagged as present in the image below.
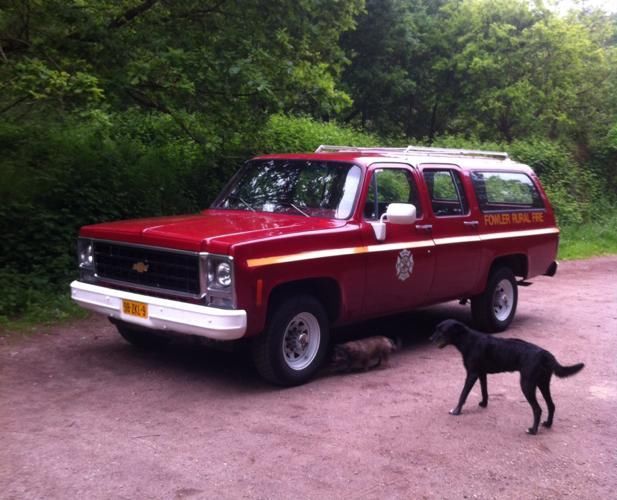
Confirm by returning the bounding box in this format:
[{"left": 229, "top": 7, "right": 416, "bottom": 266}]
[{"left": 484, "top": 212, "right": 544, "bottom": 226}]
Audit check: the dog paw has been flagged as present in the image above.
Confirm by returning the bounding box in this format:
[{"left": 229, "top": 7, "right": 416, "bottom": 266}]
[
  {"left": 478, "top": 401, "right": 488, "bottom": 408},
  {"left": 449, "top": 408, "right": 461, "bottom": 416},
  {"left": 526, "top": 428, "right": 538, "bottom": 435}
]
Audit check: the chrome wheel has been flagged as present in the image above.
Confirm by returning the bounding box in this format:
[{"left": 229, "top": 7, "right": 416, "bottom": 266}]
[
  {"left": 471, "top": 267, "right": 518, "bottom": 333},
  {"left": 252, "top": 294, "right": 330, "bottom": 386},
  {"left": 492, "top": 279, "right": 514, "bottom": 321},
  {"left": 282, "top": 312, "right": 321, "bottom": 371}
]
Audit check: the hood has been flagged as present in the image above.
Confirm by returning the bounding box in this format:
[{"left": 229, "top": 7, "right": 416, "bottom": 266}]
[{"left": 80, "top": 209, "right": 346, "bottom": 253}]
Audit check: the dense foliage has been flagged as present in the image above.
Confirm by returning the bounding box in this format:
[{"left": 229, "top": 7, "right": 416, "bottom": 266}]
[{"left": 1, "top": 0, "right": 616, "bottom": 320}]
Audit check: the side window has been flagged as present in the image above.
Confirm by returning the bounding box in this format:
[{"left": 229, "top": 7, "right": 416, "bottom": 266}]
[
  {"left": 423, "top": 169, "right": 469, "bottom": 216},
  {"left": 471, "top": 171, "right": 544, "bottom": 211},
  {"left": 364, "top": 168, "right": 422, "bottom": 220}
]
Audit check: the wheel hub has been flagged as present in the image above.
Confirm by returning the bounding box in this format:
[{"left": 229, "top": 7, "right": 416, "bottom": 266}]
[
  {"left": 282, "top": 312, "right": 321, "bottom": 371},
  {"left": 493, "top": 280, "right": 514, "bottom": 321},
  {"left": 284, "top": 320, "right": 309, "bottom": 358},
  {"left": 297, "top": 332, "right": 309, "bottom": 350}
]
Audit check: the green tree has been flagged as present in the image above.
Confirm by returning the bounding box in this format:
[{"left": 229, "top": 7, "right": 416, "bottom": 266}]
[
  {"left": 429, "top": 0, "right": 616, "bottom": 145},
  {"left": 0, "top": 0, "right": 364, "bottom": 145},
  {"left": 340, "top": 0, "right": 449, "bottom": 138},
  {"left": 341, "top": 0, "right": 617, "bottom": 149}
]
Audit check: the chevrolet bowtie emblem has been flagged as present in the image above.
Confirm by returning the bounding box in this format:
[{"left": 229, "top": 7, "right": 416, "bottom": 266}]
[{"left": 132, "top": 261, "right": 149, "bottom": 273}]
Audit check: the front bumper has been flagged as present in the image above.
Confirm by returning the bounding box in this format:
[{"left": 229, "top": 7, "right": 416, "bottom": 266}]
[{"left": 70, "top": 281, "right": 247, "bottom": 340}]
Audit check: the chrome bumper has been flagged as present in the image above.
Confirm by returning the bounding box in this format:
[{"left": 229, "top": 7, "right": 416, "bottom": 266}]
[{"left": 70, "top": 281, "right": 247, "bottom": 340}]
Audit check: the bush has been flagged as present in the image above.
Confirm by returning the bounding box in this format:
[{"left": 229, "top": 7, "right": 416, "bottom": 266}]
[
  {"left": 0, "top": 114, "right": 211, "bottom": 319},
  {"left": 430, "top": 134, "right": 610, "bottom": 226},
  {"left": 254, "top": 114, "right": 380, "bottom": 153},
  {"left": 508, "top": 139, "right": 605, "bottom": 225},
  {"left": 2, "top": 113, "right": 613, "bottom": 322},
  {"left": 0, "top": 112, "right": 378, "bottom": 320}
]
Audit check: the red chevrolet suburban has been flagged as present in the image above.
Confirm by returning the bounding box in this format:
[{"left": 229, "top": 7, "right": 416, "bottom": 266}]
[{"left": 71, "top": 146, "right": 559, "bottom": 385}]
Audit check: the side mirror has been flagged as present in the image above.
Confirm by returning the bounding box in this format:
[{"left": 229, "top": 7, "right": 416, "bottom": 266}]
[
  {"left": 385, "top": 203, "right": 417, "bottom": 225},
  {"left": 370, "top": 203, "right": 417, "bottom": 241}
]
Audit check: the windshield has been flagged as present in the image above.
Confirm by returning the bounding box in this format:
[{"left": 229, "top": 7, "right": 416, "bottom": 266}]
[{"left": 214, "top": 159, "right": 362, "bottom": 219}]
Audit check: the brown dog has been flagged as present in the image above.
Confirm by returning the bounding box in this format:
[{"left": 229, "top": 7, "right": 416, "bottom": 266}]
[{"left": 330, "top": 336, "right": 399, "bottom": 373}]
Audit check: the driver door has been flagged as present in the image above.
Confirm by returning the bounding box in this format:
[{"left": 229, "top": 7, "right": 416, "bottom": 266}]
[{"left": 360, "top": 163, "right": 435, "bottom": 316}]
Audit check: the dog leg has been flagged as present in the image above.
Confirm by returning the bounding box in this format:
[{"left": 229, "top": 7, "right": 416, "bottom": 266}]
[
  {"left": 521, "top": 378, "right": 542, "bottom": 435},
  {"left": 381, "top": 352, "right": 389, "bottom": 367},
  {"left": 538, "top": 375, "right": 555, "bottom": 428},
  {"left": 450, "top": 372, "right": 478, "bottom": 415},
  {"left": 479, "top": 373, "right": 488, "bottom": 408}
]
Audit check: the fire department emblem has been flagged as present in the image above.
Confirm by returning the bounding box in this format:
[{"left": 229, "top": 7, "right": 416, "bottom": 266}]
[{"left": 396, "top": 249, "right": 414, "bottom": 281}]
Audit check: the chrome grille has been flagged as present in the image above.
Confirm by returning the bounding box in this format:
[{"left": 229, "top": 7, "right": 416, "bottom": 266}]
[{"left": 93, "top": 241, "right": 201, "bottom": 296}]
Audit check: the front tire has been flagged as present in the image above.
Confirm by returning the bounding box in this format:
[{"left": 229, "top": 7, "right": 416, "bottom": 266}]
[
  {"left": 471, "top": 267, "right": 518, "bottom": 332},
  {"left": 252, "top": 295, "right": 329, "bottom": 386}
]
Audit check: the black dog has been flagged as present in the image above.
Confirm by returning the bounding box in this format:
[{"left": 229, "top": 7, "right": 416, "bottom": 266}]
[{"left": 430, "top": 319, "right": 584, "bottom": 435}]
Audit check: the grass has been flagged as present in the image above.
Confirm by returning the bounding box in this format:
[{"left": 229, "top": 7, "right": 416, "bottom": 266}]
[
  {"left": 0, "top": 292, "right": 87, "bottom": 336},
  {"left": 558, "top": 211, "right": 617, "bottom": 260}
]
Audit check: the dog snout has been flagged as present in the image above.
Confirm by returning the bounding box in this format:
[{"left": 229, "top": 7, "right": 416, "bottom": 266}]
[{"left": 430, "top": 327, "right": 449, "bottom": 348}]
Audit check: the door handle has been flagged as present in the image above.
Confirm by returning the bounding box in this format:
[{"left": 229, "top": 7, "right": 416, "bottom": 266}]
[
  {"left": 416, "top": 224, "right": 433, "bottom": 233},
  {"left": 464, "top": 221, "right": 479, "bottom": 228}
]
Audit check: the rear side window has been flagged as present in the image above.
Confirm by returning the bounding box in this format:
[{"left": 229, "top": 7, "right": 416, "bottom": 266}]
[
  {"left": 422, "top": 169, "right": 469, "bottom": 216},
  {"left": 471, "top": 171, "right": 544, "bottom": 211}
]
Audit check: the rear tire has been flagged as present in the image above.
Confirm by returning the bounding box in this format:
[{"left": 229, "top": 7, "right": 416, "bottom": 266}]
[
  {"left": 471, "top": 267, "right": 518, "bottom": 332},
  {"left": 115, "top": 322, "right": 170, "bottom": 349},
  {"left": 252, "top": 295, "right": 329, "bottom": 386}
]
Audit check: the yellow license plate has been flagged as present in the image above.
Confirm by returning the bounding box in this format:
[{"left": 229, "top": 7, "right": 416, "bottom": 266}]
[{"left": 122, "top": 299, "right": 148, "bottom": 318}]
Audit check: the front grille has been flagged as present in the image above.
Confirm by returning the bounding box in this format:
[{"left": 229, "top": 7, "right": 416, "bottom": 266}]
[{"left": 93, "top": 241, "right": 201, "bottom": 296}]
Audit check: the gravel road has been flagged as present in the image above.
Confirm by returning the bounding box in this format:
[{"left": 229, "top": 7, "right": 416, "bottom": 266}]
[{"left": 1, "top": 256, "right": 616, "bottom": 499}]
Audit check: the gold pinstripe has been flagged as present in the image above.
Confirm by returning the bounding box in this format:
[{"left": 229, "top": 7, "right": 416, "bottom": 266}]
[{"left": 245, "top": 227, "right": 559, "bottom": 268}]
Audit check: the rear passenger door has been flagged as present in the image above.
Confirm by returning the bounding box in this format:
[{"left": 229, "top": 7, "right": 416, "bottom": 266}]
[{"left": 419, "top": 164, "right": 482, "bottom": 300}]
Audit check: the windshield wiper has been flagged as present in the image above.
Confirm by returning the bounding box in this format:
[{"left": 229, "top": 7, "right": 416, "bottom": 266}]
[
  {"left": 227, "top": 194, "right": 255, "bottom": 212},
  {"left": 279, "top": 201, "right": 310, "bottom": 217}
]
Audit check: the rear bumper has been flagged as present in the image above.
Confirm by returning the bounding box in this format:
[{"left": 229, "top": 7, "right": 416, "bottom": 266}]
[
  {"left": 70, "top": 281, "right": 247, "bottom": 340},
  {"left": 544, "top": 260, "right": 558, "bottom": 277}
]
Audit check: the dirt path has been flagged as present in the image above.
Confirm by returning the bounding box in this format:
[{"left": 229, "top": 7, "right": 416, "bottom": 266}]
[{"left": 2, "top": 257, "right": 616, "bottom": 499}]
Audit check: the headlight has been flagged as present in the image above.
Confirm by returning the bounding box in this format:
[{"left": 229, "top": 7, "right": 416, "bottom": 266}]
[
  {"left": 215, "top": 262, "right": 232, "bottom": 287},
  {"left": 77, "top": 238, "right": 96, "bottom": 282},
  {"left": 78, "top": 239, "right": 94, "bottom": 269},
  {"left": 207, "top": 256, "right": 234, "bottom": 290},
  {"left": 205, "top": 255, "right": 235, "bottom": 309}
]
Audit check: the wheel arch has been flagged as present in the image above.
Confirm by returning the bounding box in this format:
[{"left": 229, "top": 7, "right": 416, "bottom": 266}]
[
  {"left": 490, "top": 253, "right": 528, "bottom": 279},
  {"left": 266, "top": 277, "right": 342, "bottom": 324}
]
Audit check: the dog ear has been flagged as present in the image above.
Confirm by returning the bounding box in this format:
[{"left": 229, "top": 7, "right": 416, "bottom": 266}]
[
  {"left": 451, "top": 320, "right": 469, "bottom": 334},
  {"left": 441, "top": 319, "right": 465, "bottom": 334}
]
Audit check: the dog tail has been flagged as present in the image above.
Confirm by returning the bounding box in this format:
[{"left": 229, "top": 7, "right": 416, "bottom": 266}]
[{"left": 554, "top": 361, "right": 585, "bottom": 378}]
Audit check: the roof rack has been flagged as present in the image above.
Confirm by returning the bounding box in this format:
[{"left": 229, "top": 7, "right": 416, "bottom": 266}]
[
  {"left": 315, "top": 145, "right": 408, "bottom": 154},
  {"left": 315, "top": 144, "right": 509, "bottom": 160},
  {"left": 403, "top": 145, "right": 508, "bottom": 160}
]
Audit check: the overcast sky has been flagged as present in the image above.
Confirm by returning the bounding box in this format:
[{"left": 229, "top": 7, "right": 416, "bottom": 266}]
[{"left": 554, "top": 0, "right": 617, "bottom": 14}]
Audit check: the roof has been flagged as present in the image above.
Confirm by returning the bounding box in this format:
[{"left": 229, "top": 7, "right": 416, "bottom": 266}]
[{"left": 254, "top": 145, "right": 531, "bottom": 172}]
